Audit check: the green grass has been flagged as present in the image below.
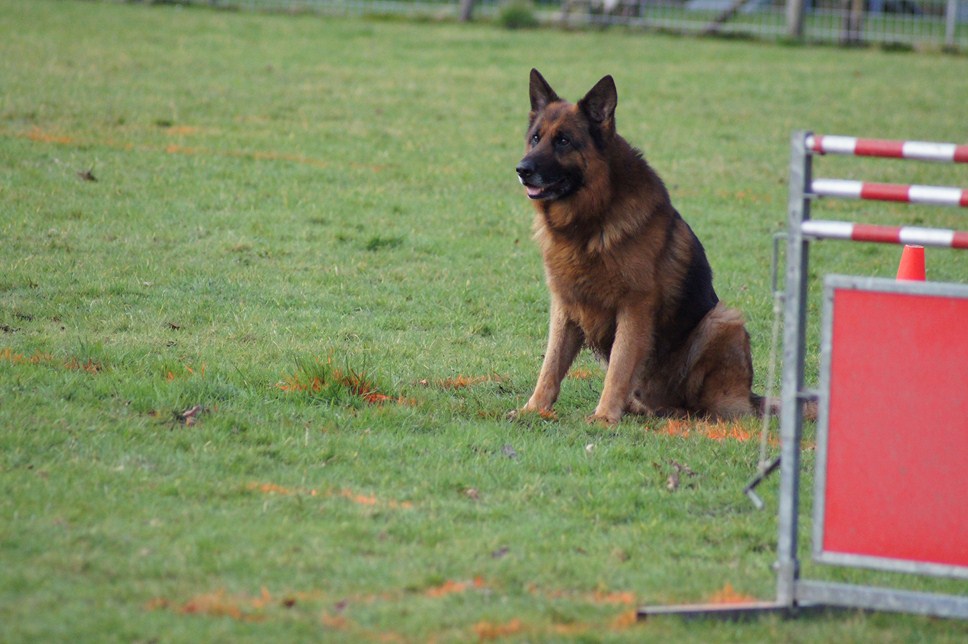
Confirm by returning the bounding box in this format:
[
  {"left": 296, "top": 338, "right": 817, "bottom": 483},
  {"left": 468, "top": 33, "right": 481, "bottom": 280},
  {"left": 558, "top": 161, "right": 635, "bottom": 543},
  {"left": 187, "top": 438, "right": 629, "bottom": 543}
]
[{"left": 2, "top": 0, "right": 967, "bottom": 640}]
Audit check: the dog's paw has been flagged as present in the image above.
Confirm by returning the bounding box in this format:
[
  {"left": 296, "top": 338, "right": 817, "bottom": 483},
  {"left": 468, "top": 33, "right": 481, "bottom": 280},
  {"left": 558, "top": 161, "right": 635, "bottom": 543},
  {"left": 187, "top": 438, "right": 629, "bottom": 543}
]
[
  {"left": 509, "top": 407, "right": 558, "bottom": 423},
  {"left": 624, "top": 397, "right": 652, "bottom": 416},
  {"left": 586, "top": 412, "right": 621, "bottom": 426}
]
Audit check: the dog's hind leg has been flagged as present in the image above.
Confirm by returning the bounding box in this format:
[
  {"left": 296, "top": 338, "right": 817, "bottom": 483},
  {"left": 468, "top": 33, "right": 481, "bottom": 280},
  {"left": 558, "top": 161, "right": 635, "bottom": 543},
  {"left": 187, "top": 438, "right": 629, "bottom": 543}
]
[
  {"left": 685, "top": 305, "right": 757, "bottom": 420},
  {"left": 751, "top": 393, "right": 818, "bottom": 421},
  {"left": 624, "top": 388, "right": 690, "bottom": 419}
]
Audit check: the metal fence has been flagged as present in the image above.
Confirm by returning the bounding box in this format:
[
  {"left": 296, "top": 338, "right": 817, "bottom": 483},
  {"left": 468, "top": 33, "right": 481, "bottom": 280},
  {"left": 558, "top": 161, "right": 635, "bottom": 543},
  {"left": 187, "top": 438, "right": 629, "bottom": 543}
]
[
  {"left": 572, "top": 0, "right": 967, "bottom": 48},
  {"left": 125, "top": 1, "right": 968, "bottom": 49}
]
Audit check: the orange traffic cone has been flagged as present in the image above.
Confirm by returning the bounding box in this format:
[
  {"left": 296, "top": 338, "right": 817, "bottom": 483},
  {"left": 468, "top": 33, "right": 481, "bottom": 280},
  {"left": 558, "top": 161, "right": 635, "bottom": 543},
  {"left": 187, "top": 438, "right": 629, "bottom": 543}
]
[{"left": 896, "top": 245, "right": 925, "bottom": 281}]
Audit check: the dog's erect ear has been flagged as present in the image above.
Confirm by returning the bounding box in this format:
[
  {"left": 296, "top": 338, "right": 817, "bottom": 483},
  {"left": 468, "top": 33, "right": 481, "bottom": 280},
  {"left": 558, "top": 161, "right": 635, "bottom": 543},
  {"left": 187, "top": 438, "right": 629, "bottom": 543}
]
[
  {"left": 529, "top": 68, "right": 560, "bottom": 113},
  {"left": 578, "top": 75, "right": 617, "bottom": 127}
]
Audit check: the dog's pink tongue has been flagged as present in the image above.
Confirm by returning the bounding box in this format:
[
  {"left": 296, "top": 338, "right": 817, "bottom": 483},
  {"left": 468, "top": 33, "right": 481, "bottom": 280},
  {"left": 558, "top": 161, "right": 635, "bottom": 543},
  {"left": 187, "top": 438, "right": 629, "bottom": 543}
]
[{"left": 526, "top": 185, "right": 542, "bottom": 198}]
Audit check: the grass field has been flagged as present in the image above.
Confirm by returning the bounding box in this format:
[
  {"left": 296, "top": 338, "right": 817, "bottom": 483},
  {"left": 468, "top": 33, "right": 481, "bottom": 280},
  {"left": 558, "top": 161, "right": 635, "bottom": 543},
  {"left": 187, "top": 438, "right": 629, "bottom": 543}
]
[{"left": 2, "top": 0, "right": 967, "bottom": 640}]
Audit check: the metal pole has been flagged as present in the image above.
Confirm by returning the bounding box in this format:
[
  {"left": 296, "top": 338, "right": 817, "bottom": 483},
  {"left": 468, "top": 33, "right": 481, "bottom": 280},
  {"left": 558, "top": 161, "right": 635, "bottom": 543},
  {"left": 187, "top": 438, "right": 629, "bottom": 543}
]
[{"left": 776, "top": 130, "right": 812, "bottom": 606}]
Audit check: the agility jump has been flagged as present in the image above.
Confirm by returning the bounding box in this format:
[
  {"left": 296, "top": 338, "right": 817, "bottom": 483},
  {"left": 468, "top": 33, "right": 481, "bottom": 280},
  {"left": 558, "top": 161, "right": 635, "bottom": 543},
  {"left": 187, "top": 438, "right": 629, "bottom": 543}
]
[
  {"left": 778, "top": 130, "right": 968, "bottom": 619},
  {"left": 642, "top": 130, "right": 968, "bottom": 621}
]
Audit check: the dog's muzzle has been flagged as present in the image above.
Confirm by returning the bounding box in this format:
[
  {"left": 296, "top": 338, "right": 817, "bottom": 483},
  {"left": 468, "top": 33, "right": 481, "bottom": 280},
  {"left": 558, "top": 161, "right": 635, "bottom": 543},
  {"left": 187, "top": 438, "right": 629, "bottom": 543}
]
[{"left": 516, "top": 158, "right": 560, "bottom": 200}]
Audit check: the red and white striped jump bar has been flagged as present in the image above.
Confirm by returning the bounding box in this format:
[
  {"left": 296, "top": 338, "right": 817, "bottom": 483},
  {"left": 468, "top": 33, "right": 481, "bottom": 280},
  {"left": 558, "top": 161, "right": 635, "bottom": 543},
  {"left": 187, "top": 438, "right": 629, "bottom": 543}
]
[
  {"left": 811, "top": 179, "right": 968, "bottom": 207},
  {"left": 807, "top": 134, "right": 968, "bottom": 163},
  {"left": 801, "top": 220, "right": 968, "bottom": 249}
]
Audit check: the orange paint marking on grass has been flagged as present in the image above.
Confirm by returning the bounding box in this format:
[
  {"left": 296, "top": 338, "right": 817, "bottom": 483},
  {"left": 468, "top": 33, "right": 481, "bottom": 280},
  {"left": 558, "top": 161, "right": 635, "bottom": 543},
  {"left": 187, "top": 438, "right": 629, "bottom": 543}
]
[
  {"left": 63, "top": 357, "right": 103, "bottom": 374},
  {"left": 339, "top": 488, "right": 378, "bottom": 506},
  {"left": 659, "top": 418, "right": 755, "bottom": 443},
  {"left": 474, "top": 618, "right": 525, "bottom": 640},
  {"left": 338, "top": 488, "right": 413, "bottom": 510},
  {"left": 708, "top": 582, "right": 759, "bottom": 604},
  {"left": 610, "top": 609, "right": 640, "bottom": 629},
  {"left": 275, "top": 374, "right": 322, "bottom": 393},
  {"left": 592, "top": 590, "right": 637, "bottom": 605},
  {"left": 430, "top": 374, "right": 504, "bottom": 389},
  {"left": 657, "top": 418, "right": 803, "bottom": 449},
  {"left": 246, "top": 481, "right": 410, "bottom": 509},
  {"left": 0, "top": 347, "right": 54, "bottom": 365},
  {"left": 25, "top": 126, "right": 75, "bottom": 145},
  {"left": 248, "top": 482, "right": 299, "bottom": 496},
  {"left": 148, "top": 580, "right": 642, "bottom": 639},
  {"left": 1, "top": 347, "right": 104, "bottom": 374},
  {"left": 424, "top": 577, "right": 486, "bottom": 598},
  {"left": 706, "top": 423, "right": 754, "bottom": 442},
  {"left": 175, "top": 588, "right": 274, "bottom": 622},
  {"left": 147, "top": 587, "right": 308, "bottom": 623},
  {"left": 276, "top": 362, "right": 405, "bottom": 406},
  {"left": 163, "top": 125, "right": 203, "bottom": 136},
  {"left": 361, "top": 392, "right": 394, "bottom": 404}
]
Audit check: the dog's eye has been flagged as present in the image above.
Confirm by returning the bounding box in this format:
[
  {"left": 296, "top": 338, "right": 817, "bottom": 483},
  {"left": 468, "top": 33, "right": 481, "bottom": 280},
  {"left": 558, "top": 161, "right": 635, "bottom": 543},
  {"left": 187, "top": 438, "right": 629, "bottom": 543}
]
[
  {"left": 530, "top": 133, "right": 540, "bottom": 146},
  {"left": 555, "top": 135, "right": 570, "bottom": 148}
]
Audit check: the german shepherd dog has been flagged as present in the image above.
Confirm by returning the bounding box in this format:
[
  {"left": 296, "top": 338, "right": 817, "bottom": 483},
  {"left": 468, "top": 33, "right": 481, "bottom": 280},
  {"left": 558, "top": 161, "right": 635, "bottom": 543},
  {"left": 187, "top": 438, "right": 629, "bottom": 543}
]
[{"left": 515, "top": 69, "right": 762, "bottom": 424}]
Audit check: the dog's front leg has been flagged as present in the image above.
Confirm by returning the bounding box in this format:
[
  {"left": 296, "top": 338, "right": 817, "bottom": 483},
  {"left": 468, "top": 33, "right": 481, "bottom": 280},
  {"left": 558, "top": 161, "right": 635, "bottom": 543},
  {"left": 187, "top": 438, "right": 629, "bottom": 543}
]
[
  {"left": 521, "top": 295, "right": 583, "bottom": 414},
  {"left": 592, "top": 301, "right": 654, "bottom": 424}
]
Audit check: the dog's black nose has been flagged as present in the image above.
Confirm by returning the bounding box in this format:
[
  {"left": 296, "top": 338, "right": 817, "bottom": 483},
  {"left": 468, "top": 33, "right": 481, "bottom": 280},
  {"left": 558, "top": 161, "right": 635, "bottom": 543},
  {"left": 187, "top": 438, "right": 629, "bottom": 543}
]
[{"left": 516, "top": 160, "right": 534, "bottom": 180}]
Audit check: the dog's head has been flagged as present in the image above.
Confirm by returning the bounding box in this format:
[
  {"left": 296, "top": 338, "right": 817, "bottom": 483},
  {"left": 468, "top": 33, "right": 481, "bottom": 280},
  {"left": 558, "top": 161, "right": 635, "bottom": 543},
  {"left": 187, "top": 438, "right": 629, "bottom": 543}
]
[{"left": 516, "top": 69, "right": 617, "bottom": 202}]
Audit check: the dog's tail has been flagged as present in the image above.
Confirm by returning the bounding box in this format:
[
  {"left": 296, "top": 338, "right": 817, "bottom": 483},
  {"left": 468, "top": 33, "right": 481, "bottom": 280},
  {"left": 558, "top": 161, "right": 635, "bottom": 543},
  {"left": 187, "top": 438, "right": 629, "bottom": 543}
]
[{"left": 751, "top": 393, "right": 818, "bottom": 422}]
